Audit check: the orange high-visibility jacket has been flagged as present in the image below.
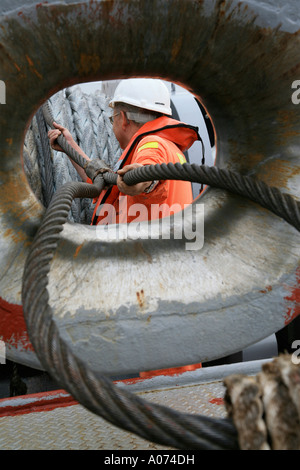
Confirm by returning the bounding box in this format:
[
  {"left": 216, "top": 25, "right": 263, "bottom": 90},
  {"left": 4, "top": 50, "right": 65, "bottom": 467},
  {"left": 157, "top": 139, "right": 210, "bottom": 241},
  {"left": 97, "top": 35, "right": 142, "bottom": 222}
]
[{"left": 91, "top": 116, "right": 201, "bottom": 225}]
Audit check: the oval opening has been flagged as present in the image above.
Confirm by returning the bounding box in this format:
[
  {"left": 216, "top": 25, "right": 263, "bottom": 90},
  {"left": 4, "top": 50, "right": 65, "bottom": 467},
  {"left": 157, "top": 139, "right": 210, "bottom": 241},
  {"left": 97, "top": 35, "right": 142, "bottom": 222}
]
[{"left": 23, "top": 79, "right": 216, "bottom": 227}]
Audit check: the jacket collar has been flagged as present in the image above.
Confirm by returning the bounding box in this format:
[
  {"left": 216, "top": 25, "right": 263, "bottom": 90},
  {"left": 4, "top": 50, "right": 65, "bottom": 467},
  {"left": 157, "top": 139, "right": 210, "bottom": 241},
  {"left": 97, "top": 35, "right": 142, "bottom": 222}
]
[{"left": 120, "top": 116, "right": 201, "bottom": 168}]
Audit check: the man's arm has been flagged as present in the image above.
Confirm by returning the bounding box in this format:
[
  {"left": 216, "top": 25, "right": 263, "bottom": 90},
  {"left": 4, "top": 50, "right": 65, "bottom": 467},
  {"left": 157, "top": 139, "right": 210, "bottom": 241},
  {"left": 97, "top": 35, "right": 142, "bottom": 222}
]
[
  {"left": 117, "top": 163, "right": 154, "bottom": 195},
  {"left": 48, "top": 122, "right": 90, "bottom": 182}
]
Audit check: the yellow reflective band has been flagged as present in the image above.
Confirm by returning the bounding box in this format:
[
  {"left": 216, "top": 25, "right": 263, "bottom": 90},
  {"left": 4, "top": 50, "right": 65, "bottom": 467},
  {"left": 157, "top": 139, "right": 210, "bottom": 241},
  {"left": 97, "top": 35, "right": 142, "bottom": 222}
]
[
  {"left": 177, "top": 153, "right": 187, "bottom": 164},
  {"left": 137, "top": 141, "right": 159, "bottom": 152}
]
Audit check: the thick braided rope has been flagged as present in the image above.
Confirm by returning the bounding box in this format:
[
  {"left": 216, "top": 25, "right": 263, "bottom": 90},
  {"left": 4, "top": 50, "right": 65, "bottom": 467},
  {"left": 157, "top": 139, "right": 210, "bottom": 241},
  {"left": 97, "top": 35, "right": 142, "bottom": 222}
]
[
  {"left": 43, "top": 101, "right": 89, "bottom": 171},
  {"left": 35, "top": 107, "right": 55, "bottom": 207}
]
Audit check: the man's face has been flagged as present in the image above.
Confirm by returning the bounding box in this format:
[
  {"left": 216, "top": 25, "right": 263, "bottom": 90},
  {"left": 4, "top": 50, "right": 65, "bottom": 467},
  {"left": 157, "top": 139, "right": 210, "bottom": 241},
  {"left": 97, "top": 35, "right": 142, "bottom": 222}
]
[{"left": 112, "top": 110, "right": 131, "bottom": 150}]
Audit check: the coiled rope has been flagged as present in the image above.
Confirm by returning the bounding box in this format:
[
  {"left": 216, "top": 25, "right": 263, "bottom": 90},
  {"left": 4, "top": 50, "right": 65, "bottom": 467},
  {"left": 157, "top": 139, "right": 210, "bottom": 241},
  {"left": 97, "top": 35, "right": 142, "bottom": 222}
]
[{"left": 21, "top": 102, "right": 300, "bottom": 450}]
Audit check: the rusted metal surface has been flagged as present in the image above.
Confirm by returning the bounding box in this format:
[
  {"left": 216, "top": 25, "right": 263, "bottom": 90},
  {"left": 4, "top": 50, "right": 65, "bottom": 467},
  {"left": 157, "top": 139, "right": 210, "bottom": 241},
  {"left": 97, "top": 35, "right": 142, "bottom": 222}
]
[{"left": 0, "top": 0, "right": 299, "bottom": 372}]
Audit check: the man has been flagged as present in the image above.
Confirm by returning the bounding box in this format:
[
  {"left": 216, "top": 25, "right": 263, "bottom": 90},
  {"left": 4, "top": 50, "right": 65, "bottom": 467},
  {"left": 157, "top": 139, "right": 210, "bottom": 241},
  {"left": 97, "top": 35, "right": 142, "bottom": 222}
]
[{"left": 48, "top": 78, "right": 201, "bottom": 225}]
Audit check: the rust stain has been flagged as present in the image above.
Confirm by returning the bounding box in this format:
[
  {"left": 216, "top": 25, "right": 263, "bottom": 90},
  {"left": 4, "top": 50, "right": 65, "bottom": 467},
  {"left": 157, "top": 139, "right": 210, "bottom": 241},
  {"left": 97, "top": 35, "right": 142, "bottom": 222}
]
[
  {"left": 284, "top": 267, "right": 300, "bottom": 325},
  {"left": 276, "top": 110, "right": 300, "bottom": 146},
  {"left": 257, "top": 158, "right": 300, "bottom": 189},
  {"left": 13, "top": 61, "right": 21, "bottom": 72},
  {"left": 36, "top": 2, "right": 47, "bottom": 9},
  {"left": 277, "top": 109, "right": 298, "bottom": 126},
  {"left": 136, "top": 289, "right": 145, "bottom": 308},
  {"left": 134, "top": 242, "right": 153, "bottom": 264},
  {"left": 259, "top": 285, "right": 273, "bottom": 294},
  {"left": 139, "top": 363, "right": 202, "bottom": 379},
  {"left": 74, "top": 242, "right": 84, "bottom": 258},
  {"left": 0, "top": 170, "right": 41, "bottom": 244},
  {"left": 209, "top": 397, "right": 224, "bottom": 406},
  {"left": 117, "top": 363, "right": 203, "bottom": 384},
  {"left": 171, "top": 36, "right": 183, "bottom": 63},
  {"left": 78, "top": 53, "right": 101, "bottom": 75},
  {"left": 3, "top": 227, "right": 28, "bottom": 245},
  {"left": 33, "top": 69, "right": 43, "bottom": 80},
  {"left": 25, "top": 54, "right": 34, "bottom": 67},
  {"left": 246, "top": 153, "right": 266, "bottom": 169},
  {"left": 25, "top": 54, "right": 43, "bottom": 80}
]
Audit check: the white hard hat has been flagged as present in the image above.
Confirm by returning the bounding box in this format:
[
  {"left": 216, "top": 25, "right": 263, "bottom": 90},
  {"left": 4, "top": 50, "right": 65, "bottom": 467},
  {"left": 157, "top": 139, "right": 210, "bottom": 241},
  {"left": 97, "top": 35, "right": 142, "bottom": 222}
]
[{"left": 109, "top": 78, "right": 172, "bottom": 116}]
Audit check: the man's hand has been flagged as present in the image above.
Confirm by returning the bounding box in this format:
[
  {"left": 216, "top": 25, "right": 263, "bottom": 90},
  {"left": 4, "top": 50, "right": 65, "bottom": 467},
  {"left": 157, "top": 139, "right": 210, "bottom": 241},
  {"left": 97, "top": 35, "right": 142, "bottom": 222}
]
[
  {"left": 48, "top": 121, "right": 91, "bottom": 182},
  {"left": 48, "top": 122, "right": 76, "bottom": 152},
  {"left": 117, "top": 163, "right": 152, "bottom": 196}
]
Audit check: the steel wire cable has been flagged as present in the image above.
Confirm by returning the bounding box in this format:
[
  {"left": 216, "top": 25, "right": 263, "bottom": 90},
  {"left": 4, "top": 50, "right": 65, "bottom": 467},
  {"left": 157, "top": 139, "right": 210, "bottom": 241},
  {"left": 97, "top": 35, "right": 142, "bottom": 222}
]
[
  {"left": 22, "top": 179, "right": 239, "bottom": 450},
  {"left": 104, "top": 163, "right": 300, "bottom": 232},
  {"left": 21, "top": 102, "right": 300, "bottom": 449}
]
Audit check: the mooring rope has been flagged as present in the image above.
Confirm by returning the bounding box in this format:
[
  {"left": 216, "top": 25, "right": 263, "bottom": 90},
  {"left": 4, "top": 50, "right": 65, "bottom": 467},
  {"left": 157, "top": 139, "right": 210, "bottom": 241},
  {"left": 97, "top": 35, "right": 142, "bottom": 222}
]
[{"left": 21, "top": 102, "right": 300, "bottom": 450}]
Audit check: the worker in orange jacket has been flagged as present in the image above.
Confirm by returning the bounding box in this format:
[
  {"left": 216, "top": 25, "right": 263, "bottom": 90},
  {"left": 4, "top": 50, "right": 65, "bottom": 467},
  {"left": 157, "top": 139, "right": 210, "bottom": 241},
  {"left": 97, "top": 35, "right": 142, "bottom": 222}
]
[{"left": 48, "top": 78, "right": 201, "bottom": 225}]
